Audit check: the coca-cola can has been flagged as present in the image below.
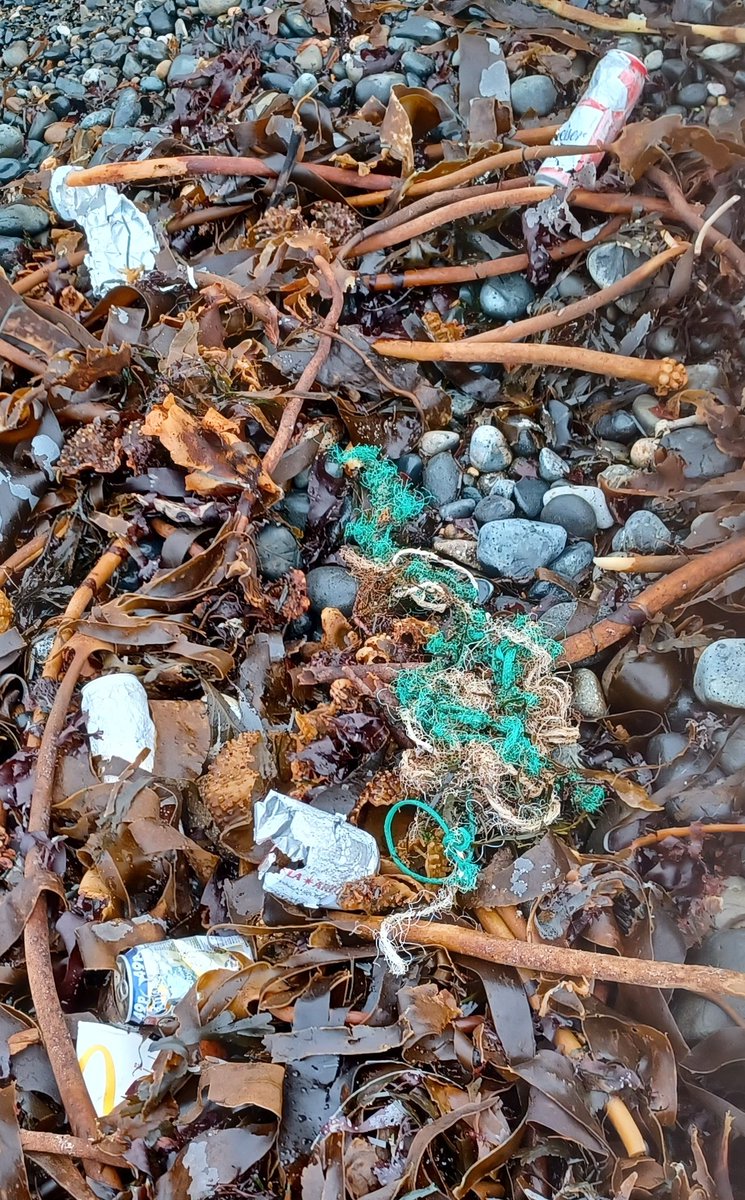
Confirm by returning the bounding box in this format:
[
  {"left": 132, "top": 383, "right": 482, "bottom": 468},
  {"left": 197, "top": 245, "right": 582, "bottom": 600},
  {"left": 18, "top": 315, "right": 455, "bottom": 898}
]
[{"left": 535, "top": 49, "right": 647, "bottom": 189}]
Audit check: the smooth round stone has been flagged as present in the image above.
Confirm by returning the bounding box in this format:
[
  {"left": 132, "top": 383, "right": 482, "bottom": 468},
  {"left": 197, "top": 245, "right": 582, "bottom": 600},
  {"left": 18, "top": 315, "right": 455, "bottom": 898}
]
[
  {"left": 80, "top": 107, "right": 114, "bottom": 129},
  {"left": 284, "top": 9, "right": 314, "bottom": 34},
  {"left": 419, "top": 430, "right": 459, "bottom": 456},
  {"left": 644, "top": 49, "right": 664, "bottom": 70},
  {"left": 513, "top": 477, "right": 549, "bottom": 519},
  {"left": 168, "top": 52, "right": 198, "bottom": 82},
  {"left": 661, "top": 426, "right": 737, "bottom": 480},
  {"left": 256, "top": 525, "right": 301, "bottom": 580},
  {"left": 141, "top": 75, "right": 166, "bottom": 92},
  {"left": 327, "top": 80, "right": 352, "bottom": 106},
  {"left": 296, "top": 44, "right": 323, "bottom": 73},
  {"left": 397, "top": 453, "right": 423, "bottom": 485},
  {"left": 112, "top": 88, "right": 142, "bottom": 127},
  {"left": 595, "top": 411, "right": 638, "bottom": 444},
  {"left": 28, "top": 111, "right": 56, "bottom": 141},
  {"left": 477, "top": 518, "right": 567, "bottom": 579},
  {"left": 472, "top": 495, "right": 515, "bottom": 525},
  {"left": 395, "top": 16, "right": 444, "bottom": 42},
  {"left": 611, "top": 509, "right": 672, "bottom": 554},
  {"left": 608, "top": 648, "right": 682, "bottom": 717},
  {"left": 281, "top": 491, "right": 310, "bottom": 530},
  {"left": 510, "top": 74, "right": 557, "bottom": 117},
  {"left": 539, "top": 601, "right": 577, "bottom": 639},
  {"left": 262, "top": 71, "right": 293, "bottom": 93},
  {"left": 423, "top": 451, "right": 461, "bottom": 505},
  {"left": 630, "top": 438, "right": 660, "bottom": 469},
  {"left": 0, "top": 159, "right": 23, "bottom": 183},
  {"left": 306, "top": 566, "right": 358, "bottom": 617},
  {"left": 549, "top": 540, "right": 594, "bottom": 579},
  {"left": 694, "top": 640, "right": 745, "bottom": 709},
  {"left": 487, "top": 476, "right": 515, "bottom": 500},
  {"left": 545, "top": 484, "right": 613, "bottom": 529},
  {"left": 557, "top": 272, "right": 587, "bottom": 300},
  {"left": 686, "top": 363, "right": 725, "bottom": 390},
  {"left": 0, "top": 124, "right": 23, "bottom": 159},
  {"left": 0, "top": 203, "right": 49, "bottom": 237},
  {"left": 698, "top": 42, "right": 741, "bottom": 63},
  {"left": 198, "top": 0, "right": 233, "bottom": 14},
  {"left": 678, "top": 83, "right": 708, "bottom": 107},
  {"left": 538, "top": 447, "right": 569, "bottom": 482},
  {"left": 3, "top": 41, "right": 29, "bottom": 69},
  {"left": 150, "top": 3, "right": 176, "bottom": 33},
  {"left": 671, "top": 931, "right": 745, "bottom": 1043},
  {"left": 469, "top": 425, "right": 512, "bottom": 473},
  {"left": 401, "top": 50, "right": 432, "bottom": 77},
  {"left": 541, "top": 494, "right": 597, "bottom": 540},
  {"left": 354, "top": 72, "right": 405, "bottom": 106},
  {"left": 388, "top": 36, "right": 417, "bottom": 52},
  {"left": 719, "top": 723, "right": 745, "bottom": 775},
  {"left": 572, "top": 668, "right": 607, "bottom": 719},
  {"left": 649, "top": 326, "right": 678, "bottom": 356},
  {"left": 440, "top": 499, "right": 476, "bottom": 520},
  {"left": 138, "top": 36, "right": 169, "bottom": 62},
  {"left": 479, "top": 273, "right": 535, "bottom": 321},
  {"left": 290, "top": 72, "right": 318, "bottom": 100},
  {"left": 587, "top": 242, "right": 648, "bottom": 291},
  {"left": 713, "top": 877, "right": 745, "bottom": 929},
  {"left": 632, "top": 393, "right": 660, "bottom": 435}
]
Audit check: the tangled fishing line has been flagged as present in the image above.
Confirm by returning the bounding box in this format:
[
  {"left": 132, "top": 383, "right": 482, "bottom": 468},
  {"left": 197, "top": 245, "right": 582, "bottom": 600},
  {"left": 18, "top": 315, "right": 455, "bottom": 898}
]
[{"left": 332, "top": 444, "right": 603, "bottom": 971}]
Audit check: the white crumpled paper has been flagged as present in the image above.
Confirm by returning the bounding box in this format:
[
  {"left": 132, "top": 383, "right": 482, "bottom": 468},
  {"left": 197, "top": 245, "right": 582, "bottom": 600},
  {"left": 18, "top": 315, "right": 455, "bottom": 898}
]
[
  {"left": 81, "top": 673, "right": 157, "bottom": 782},
  {"left": 50, "top": 165, "right": 159, "bottom": 295},
  {"left": 76, "top": 1021, "right": 159, "bottom": 1116},
  {"left": 254, "top": 790, "right": 380, "bottom": 909}
]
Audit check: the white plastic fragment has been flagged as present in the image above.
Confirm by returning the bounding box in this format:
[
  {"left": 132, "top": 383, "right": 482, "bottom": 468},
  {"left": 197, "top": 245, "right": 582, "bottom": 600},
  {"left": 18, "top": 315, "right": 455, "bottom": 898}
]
[
  {"left": 81, "top": 673, "right": 157, "bottom": 782},
  {"left": 254, "top": 789, "right": 380, "bottom": 909},
  {"left": 76, "top": 1021, "right": 159, "bottom": 1116},
  {"left": 50, "top": 165, "right": 159, "bottom": 295}
]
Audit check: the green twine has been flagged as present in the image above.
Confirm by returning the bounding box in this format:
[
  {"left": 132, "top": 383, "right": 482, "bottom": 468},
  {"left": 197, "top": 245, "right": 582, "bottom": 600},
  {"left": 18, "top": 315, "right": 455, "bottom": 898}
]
[
  {"left": 331, "top": 444, "right": 425, "bottom": 562},
  {"left": 384, "top": 799, "right": 479, "bottom": 891}
]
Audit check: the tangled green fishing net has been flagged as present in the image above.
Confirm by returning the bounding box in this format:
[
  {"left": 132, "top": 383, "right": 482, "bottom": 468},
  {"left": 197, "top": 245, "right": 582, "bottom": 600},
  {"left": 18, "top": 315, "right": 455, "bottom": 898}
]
[{"left": 334, "top": 444, "right": 604, "bottom": 835}]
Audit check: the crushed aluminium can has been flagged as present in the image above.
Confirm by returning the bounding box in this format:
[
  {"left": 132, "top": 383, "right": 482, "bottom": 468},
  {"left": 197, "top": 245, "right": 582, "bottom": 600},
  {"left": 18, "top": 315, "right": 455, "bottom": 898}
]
[
  {"left": 254, "top": 789, "right": 380, "bottom": 909},
  {"left": 535, "top": 48, "right": 647, "bottom": 189},
  {"left": 114, "top": 934, "right": 253, "bottom": 1025}
]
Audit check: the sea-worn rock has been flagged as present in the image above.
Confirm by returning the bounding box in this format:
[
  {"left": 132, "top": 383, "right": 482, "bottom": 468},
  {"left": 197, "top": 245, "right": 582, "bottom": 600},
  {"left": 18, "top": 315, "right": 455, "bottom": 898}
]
[
  {"left": 540, "top": 494, "right": 597, "bottom": 540},
  {"left": 538, "top": 447, "right": 569, "bottom": 482},
  {"left": 440, "top": 499, "right": 476, "bottom": 520},
  {"left": 423, "top": 452, "right": 461, "bottom": 505},
  {"left": 199, "top": 0, "right": 233, "bottom": 14},
  {"left": 479, "top": 274, "right": 535, "bottom": 321},
  {"left": 468, "top": 425, "right": 512, "bottom": 473},
  {"left": 306, "top": 565, "right": 358, "bottom": 616},
  {"left": 510, "top": 73, "right": 557, "bottom": 117},
  {"left": 0, "top": 203, "right": 49, "bottom": 237},
  {"left": 694, "top": 640, "right": 745, "bottom": 709},
  {"left": 513, "top": 477, "right": 549, "bottom": 519},
  {"left": 661, "top": 426, "right": 738, "bottom": 481},
  {"left": 611, "top": 510, "right": 672, "bottom": 554},
  {"left": 0, "top": 123, "right": 23, "bottom": 158},
  {"left": 671, "top": 931, "right": 745, "bottom": 1042},
  {"left": 544, "top": 484, "right": 613, "bottom": 529},
  {"left": 354, "top": 72, "right": 405, "bottom": 105},
  {"left": 256, "top": 525, "right": 301, "bottom": 580},
  {"left": 477, "top": 518, "right": 566, "bottom": 579},
  {"left": 419, "top": 430, "right": 460, "bottom": 456},
  {"left": 472, "top": 495, "right": 515, "bottom": 525},
  {"left": 572, "top": 669, "right": 607, "bottom": 719}
]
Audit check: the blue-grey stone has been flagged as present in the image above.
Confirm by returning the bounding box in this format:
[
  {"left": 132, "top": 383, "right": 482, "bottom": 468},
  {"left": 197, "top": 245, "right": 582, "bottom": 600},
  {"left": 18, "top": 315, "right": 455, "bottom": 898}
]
[
  {"left": 477, "top": 518, "right": 567, "bottom": 579},
  {"left": 112, "top": 88, "right": 142, "bottom": 128},
  {"left": 473, "top": 495, "right": 515, "bottom": 525},
  {"left": 513, "top": 477, "right": 549, "bottom": 519},
  {"left": 3, "top": 41, "right": 29, "bottom": 69},
  {"left": 396, "top": 16, "right": 444, "bottom": 42},
  {"left": 138, "top": 36, "right": 169, "bottom": 62},
  {"left": 0, "top": 235, "right": 22, "bottom": 269},
  {"left": 469, "top": 425, "right": 512, "bottom": 472},
  {"left": 694, "top": 640, "right": 745, "bottom": 709},
  {"left": 0, "top": 159, "right": 23, "bottom": 183},
  {"left": 55, "top": 77, "right": 87, "bottom": 101},
  {"left": 262, "top": 71, "right": 294, "bottom": 93},
  {"left": 541, "top": 494, "right": 597, "bottom": 540},
  {"left": 611, "top": 510, "right": 672, "bottom": 554},
  {"left": 440, "top": 499, "right": 476, "bottom": 520},
  {"left": 327, "top": 80, "right": 352, "bottom": 105},
  {"left": 0, "top": 203, "right": 49, "bottom": 237},
  {"left": 80, "top": 107, "right": 114, "bottom": 129},
  {"left": 397, "top": 453, "right": 423, "bottom": 485},
  {"left": 401, "top": 50, "right": 432, "bottom": 77},
  {"left": 672, "top": 931, "right": 745, "bottom": 1042},
  {"left": 281, "top": 491, "right": 310, "bottom": 530},
  {"left": 141, "top": 75, "right": 166, "bottom": 92},
  {"left": 587, "top": 242, "right": 648, "bottom": 291},
  {"left": 28, "top": 111, "right": 56, "bottom": 141},
  {"left": 256, "top": 525, "right": 301, "bottom": 580},
  {"left": 354, "top": 72, "right": 406, "bottom": 106},
  {"left": 306, "top": 566, "right": 358, "bottom": 616},
  {"left": 0, "top": 124, "right": 23, "bottom": 159},
  {"left": 424, "top": 451, "right": 461, "bottom": 505},
  {"left": 150, "top": 3, "right": 176, "bottom": 33},
  {"left": 660, "top": 426, "right": 737, "bottom": 481},
  {"left": 595, "top": 410, "right": 638, "bottom": 443},
  {"left": 283, "top": 9, "right": 314, "bottom": 35},
  {"left": 510, "top": 74, "right": 558, "bottom": 117},
  {"left": 678, "top": 83, "right": 708, "bottom": 108},
  {"left": 479, "top": 273, "right": 535, "bottom": 321},
  {"left": 168, "top": 53, "right": 199, "bottom": 83},
  {"left": 122, "top": 53, "right": 143, "bottom": 79},
  {"left": 538, "top": 447, "right": 569, "bottom": 482},
  {"left": 419, "top": 430, "right": 460, "bottom": 456}
]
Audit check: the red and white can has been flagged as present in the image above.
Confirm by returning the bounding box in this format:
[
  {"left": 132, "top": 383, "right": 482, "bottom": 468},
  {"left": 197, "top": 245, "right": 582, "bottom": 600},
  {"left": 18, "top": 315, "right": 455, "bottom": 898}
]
[{"left": 535, "top": 48, "right": 647, "bottom": 189}]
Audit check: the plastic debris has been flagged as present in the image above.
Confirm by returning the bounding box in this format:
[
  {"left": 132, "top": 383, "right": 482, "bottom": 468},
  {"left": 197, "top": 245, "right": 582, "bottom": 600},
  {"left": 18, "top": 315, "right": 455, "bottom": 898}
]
[
  {"left": 254, "top": 789, "right": 380, "bottom": 908},
  {"left": 114, "top": 934, "right": 254, "bottom": 1024},
  {"left": 76, "top": 1021, "right": 159, "bottom": 1116},
  {"left": 80, "top": 673, "right": 157, "bottom": 783},
  {"left": 50, "top": 165, "right": 159, "bottom": 294},
  {"left": 536, "top": 48, "right": 647, "bottom": 189}
]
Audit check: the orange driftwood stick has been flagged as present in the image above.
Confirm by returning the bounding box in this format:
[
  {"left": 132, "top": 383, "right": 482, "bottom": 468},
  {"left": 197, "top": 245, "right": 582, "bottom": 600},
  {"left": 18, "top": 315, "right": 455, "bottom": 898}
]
[
  {"left": 350, "top": 915, "right": 745, "bottom": 997},
  {"left": 373, "top": 338, "right": 687, "bottom": 397},
  {"left": 64, "top": 155, "right": 400, "bottom": 192}
]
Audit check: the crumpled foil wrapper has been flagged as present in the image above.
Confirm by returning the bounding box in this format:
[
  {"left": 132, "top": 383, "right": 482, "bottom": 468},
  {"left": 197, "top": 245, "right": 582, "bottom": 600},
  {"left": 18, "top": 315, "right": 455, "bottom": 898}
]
[
  {"left": 50, "top": 165, "right": 159, "bottom": 295},
  {"left": 254, "top": 789, "right": 380, "bottom": 909}
]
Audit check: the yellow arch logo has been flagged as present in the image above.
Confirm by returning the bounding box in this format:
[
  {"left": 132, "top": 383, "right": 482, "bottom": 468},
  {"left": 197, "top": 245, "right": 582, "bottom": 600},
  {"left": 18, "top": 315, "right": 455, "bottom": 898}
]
[{"left": 78, "top": 1043, "right": 117, "bottom": 1115}]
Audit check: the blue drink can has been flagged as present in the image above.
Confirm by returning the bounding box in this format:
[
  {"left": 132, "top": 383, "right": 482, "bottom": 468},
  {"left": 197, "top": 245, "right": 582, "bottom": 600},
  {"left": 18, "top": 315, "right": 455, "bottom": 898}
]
[{"left": 114, "top": 934, "right": 253, "bottom": 1024}]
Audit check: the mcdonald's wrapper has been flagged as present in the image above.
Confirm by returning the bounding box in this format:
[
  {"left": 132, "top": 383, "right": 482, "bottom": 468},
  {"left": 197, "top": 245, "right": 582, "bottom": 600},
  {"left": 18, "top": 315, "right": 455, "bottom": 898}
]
[
  {"left": 76, "top": 1021, "right": 159, "bottom": 1117},
  {"left": 81, "top": 673, "right": 156, "bottom": 782},
  {"left": 50, "top": 165, "right": 159, "bottom": 295},
  {"left": 254, "top": 789, "right": 380, "bottom": 908}
]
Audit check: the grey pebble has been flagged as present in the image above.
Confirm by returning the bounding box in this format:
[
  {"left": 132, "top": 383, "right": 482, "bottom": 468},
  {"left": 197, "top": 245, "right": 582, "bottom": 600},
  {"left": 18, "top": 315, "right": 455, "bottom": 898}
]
[
  {"left": 541, "top": 494, "right": 597, "bottom": 540},
  {"left": 0, "top": 159, "right": 24, "bottom": 183},
  {"left": 168, "top": 53, "right": 199, "bottom": 82},
  {"left": 661, "top": 426, "right": 738, "bottom": 480},
  {"left": 262, "top": 71, "right": 294, "bottom": 94},
  {"left": 587, "top": 241, "right": 648, "bottom": 290},
  {"left": 678, "top": 83, "right": 708, "bottom": 108},
  {"left": 469, "top": 425, "right": 512, "bottom": 472},
  {"left": 306, "top": 565, "right": 358, "bottom": 617},
  {"left": 141, "top": 75, "right": 166, "bottom": 92},
  {"left": 572, "top": 668, "right": 607, "bottom": 719},
  {"left": 545, "top": 484, "right": 613, "bottom": 529},
  {"left": 719, "top": 724, "right": 745, "bottom": 776},
  {"left": 354, "top": 72, "right": 405, "bottom": 106},
  {"left": 396, "top": 453, "right": 423, "bottom": 485},
  {"left": 150, "top": 4, "right": 176, "bottom": 33},
  {"left": 671, "top": 931, "right": 745, "bottom": 1042},
  {"left": 280, "top": 491, "right": 310, "bottom": 530},
  {"left": 138, "top": 36, "right": 169, "bottom": 62},
  {"left": 477, "top": 518, "right": 567, "bottom": 579},
  {"left": 513, "top": 477, "right": 549, "bottom": 519},
  {"left": 283, "top": 9, "right": 314, "bottom": 35},
  {"left": 595, "top": 410, "right": 638, "bottom": 444},
  {"left": 479, "top": 273, "right": 534, "bottom": 321},
  {"left": 694, "top": 640, "right": 745, "bottom": 709},
  {"left": 401, "top": 50, "right": 432, "bottom": 77},
  {"left": 28, "top": 111, "right": 56, "bottom": 141},
  {"left": 2, "top": 41, "right": 29, "bottom": 69},
  {"left": 290, "top": 72, "right": 318, "bottom": 100},
  {"left": 539, "top": 601, "right": 577, "bottom": 639},
  {"left": 538, "top": 447, "right": 569, "bottom": 482},
  {"left": 122, "top": 52, "right": 143, "bottom": 79},
  {"left": 296, "top": 45, "right": 323, "bottom": 74},
  {"left": 440, "top": 499, "right": 476, "bottom": 520},
  {"left": 112, "top": 88, "right": 142, "bottom": 127},
  {"left": 631, "top": 394, "right": 659, "bottom": 435},
  {"left": 54, "top": 76, "right": 87, "bottom": 101},
  {"left": 0, "top": 235, "right": 22, "bottom": 270},
  {"left": 198, "top": 0, "right": 233, "bottom": 14},
  {"left": 396, "top": 16, "right": 444, "bottom": 43},
  {"left": 698, "top": 42, "right": 741, "bottom": 63},
  {"left": 327, "top": 80, "right": 352, "bottom": 106},
  {"left": 0, "top": 203, "right": 49, "bottom": 237},
  {"left": 649, "top": 326, "right": 678, "bottom": 356},
  {"left": 419, "top": 430, "right": 460, "bottom": 456},
  {"left": 557, "top": 272, "right": 587, "bottom": 300},
  {"left": 256, "top": 525, "right": 301, "bottom": 581},
  {"left": 472, "top": 495, "right": 515, "bottom": 524},
  {"left": 611, "top": 509, "right": 672, "bottom": 554},
  {"left": 80, "top": 107, "right": 114, "bottom": 129},
  {"left": 510, "top": 73, "right": 557, "bottom": 117},
  {"left": 423, "top": 451, "right": 461, "bottom": 505},
  {"left": 486, "top": 476, "right": 515, "bottom": 500}
]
